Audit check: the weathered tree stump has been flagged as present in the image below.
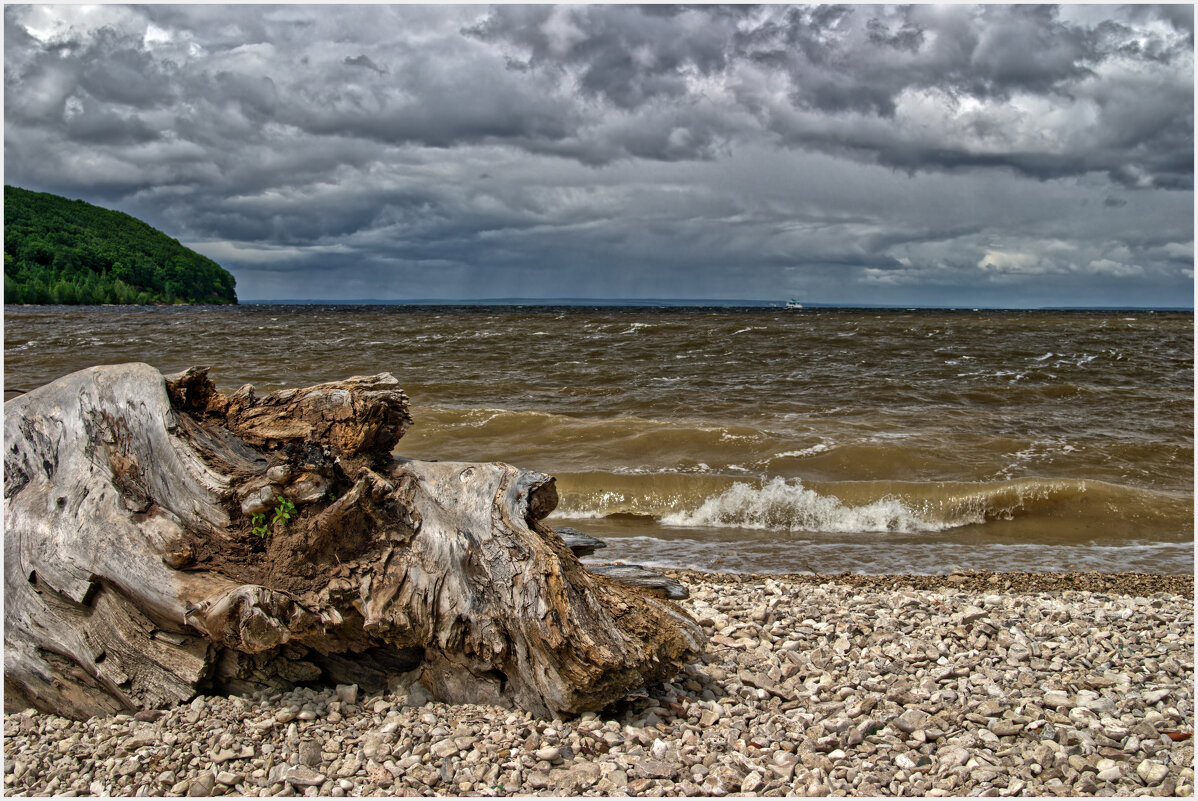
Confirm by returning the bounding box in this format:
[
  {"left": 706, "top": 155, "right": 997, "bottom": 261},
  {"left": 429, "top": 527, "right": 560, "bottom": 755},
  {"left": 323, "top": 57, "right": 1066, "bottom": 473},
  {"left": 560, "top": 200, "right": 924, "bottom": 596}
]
[{"left": 4, "top": 364, "right": 704, "bottom": 720}]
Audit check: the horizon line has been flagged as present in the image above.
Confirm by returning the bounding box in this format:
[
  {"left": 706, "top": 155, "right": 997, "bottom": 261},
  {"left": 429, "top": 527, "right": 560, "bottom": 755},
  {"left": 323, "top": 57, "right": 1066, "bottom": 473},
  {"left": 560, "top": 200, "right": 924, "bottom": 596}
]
[{"left": 237, "top": 298, "right": 1194, "bottom": 311}]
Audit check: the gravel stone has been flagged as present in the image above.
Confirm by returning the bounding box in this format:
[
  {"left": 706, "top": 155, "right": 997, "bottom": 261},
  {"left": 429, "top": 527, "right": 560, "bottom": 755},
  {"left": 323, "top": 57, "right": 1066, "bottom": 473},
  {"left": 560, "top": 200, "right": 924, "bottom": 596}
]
[
  {"left": 534, "top": 746, "right": 562, "bottom": 763},
  {"left": 1138, "top": 759, "right": 1170, "bottom": 786},
  {"left": 4, "top": 571, "right": 1192, "bottom": 798}
]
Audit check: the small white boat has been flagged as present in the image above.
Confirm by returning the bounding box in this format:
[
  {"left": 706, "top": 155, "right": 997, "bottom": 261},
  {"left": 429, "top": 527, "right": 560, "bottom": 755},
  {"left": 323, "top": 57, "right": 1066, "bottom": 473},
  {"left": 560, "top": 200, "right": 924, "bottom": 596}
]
[{"left": 785, "top": 299, "right": 804, "bottom": 309}]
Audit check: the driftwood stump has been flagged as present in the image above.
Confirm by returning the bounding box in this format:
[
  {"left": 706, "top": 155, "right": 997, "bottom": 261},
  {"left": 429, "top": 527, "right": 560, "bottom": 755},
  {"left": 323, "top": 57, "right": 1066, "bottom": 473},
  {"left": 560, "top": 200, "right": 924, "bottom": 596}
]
[{"left": 4, "top": 364, "right": 704, "bottom": 720}]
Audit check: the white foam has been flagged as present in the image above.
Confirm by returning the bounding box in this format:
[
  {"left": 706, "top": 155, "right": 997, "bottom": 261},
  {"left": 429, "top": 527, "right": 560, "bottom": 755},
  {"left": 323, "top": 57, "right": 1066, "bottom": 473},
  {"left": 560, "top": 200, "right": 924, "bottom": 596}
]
[
  {"left": 661, "top": 477, "right": 948, "bottom": 534},
  {"left": 620, "top": 323, "right": 655, "bottom": 334},
  {"left": 555, "top": 510, "right": 608, "bottom": 520},
  {"left": 775, "top": 443, "right": 831, "bottom": 458},
  {"left": 610, "top": 462, "right": 712, "bottom": 475}
]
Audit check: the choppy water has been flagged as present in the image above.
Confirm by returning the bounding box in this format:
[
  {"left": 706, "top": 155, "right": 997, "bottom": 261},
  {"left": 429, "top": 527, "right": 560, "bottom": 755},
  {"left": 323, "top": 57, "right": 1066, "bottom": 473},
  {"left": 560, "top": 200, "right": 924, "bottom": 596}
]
[{"left": 4, "top": 304, "right": 1193, "bottom": 574}]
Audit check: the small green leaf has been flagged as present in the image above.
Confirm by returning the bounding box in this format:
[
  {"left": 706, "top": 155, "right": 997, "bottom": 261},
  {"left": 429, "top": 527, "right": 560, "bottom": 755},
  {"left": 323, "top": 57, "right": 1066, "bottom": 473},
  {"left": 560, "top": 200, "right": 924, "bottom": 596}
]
[
  {"left": 270, "top": 497, "right": 298, "bottom": 529},
  {"left": 250, "top": 511, "right": 271, "bottom": 538}
]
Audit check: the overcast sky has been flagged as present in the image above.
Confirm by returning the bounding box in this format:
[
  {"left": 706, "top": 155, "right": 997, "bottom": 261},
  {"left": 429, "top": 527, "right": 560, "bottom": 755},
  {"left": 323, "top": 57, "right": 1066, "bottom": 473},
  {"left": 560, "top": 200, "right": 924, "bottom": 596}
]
[{"left": 5, "top": 4, "right": 1194, "bottom": 306}]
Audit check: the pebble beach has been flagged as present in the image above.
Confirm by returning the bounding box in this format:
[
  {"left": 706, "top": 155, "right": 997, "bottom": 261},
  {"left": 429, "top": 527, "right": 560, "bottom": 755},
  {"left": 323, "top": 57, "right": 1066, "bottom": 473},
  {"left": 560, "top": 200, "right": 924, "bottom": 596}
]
[{"left": 4, "top": 570, "right": 1193, "bottom": 797}]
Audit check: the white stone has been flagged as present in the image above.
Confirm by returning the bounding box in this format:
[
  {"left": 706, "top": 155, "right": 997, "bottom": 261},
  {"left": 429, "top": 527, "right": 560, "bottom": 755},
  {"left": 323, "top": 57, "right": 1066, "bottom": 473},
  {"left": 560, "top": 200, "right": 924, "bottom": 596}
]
[
  {"left": 1137, "top": 760, "right": 1168, "bottom": 786},
  {"left": 1143, "top": 688, "right": 1171, "bottom": 704},
  {"left": 740, "top": 771, "right": 764, "bottom": 793},
  {"left": 274, "top": 765, "right": 326, "bottom": 787},
  {"left": 215, "top": 771, "right": 244, "bottom": 786},
  {"left": 892, "top": 708, "right": 930, "bottom": 734},
  {"left": 430, "top": 740, "right": 459, "bottom": 759},
  {"left": 534, "top": 746, "right": 562, "bottom": 763},
  {"left": 961, "top": 606, "right": 987, "bottom": 624}
]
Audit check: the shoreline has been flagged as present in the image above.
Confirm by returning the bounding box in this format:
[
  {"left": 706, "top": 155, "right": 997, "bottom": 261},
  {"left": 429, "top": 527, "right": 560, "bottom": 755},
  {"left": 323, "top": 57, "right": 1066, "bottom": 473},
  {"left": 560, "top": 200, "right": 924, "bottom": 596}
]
[
  {"left": 5, "top": 569, "right": 1193, "bottom": 797},
  {"left": 657, "top": 567, "right": 1195, "bottom": 599}
]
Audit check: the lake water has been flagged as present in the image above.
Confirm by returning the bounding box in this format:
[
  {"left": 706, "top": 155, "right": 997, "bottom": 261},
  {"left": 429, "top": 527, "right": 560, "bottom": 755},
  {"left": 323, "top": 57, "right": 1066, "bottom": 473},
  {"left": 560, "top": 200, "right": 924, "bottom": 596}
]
[{"left": 4, "top": 304, "right": 1192, "bottom": 575}]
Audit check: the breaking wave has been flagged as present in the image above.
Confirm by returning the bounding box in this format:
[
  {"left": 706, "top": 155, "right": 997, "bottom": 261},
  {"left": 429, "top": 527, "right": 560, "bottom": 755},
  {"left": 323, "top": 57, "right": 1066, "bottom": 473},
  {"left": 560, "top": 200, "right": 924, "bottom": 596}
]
[
  {"left": 551, "top": 473, "right": 1192, "bottom": 541},
  {"left": 661, "top": 477, "right": 943, "bottom": 533}
]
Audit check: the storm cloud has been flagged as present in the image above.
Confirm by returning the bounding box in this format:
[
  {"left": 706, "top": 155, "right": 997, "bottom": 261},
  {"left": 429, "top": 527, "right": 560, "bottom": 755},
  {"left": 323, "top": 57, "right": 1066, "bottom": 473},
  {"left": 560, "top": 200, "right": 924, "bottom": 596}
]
[{"left": 4, "top": 4, "right": 1193, "bottom": 306}]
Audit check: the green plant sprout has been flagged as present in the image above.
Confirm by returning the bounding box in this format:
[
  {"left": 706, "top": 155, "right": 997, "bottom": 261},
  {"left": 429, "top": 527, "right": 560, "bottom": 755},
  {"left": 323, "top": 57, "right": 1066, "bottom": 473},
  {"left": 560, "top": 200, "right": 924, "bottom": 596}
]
[
  {"left": 272, "top": 496, "right": 297, "bottom": 528},
  {"left": 251, "top": 497, "right": 298, "bottom": 539}
]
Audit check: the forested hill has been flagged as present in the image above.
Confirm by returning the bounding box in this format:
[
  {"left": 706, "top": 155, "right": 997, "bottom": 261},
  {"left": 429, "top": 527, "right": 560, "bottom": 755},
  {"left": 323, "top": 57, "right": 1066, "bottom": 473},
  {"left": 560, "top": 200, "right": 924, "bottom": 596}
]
[{"left": 4, "top": 186, "right": 237, "bottom": 305}]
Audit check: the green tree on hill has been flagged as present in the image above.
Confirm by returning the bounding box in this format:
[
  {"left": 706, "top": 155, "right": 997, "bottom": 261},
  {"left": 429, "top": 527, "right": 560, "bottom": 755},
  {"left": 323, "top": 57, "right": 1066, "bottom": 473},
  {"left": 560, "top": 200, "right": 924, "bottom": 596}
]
[{"left": 4, "top": 186, "right": 237, "bottom": 305}]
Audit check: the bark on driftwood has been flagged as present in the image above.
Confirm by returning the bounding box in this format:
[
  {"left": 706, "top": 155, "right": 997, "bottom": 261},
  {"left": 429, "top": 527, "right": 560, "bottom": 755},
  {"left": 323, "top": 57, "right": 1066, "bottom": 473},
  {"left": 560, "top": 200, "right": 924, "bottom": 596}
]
[
  {"left": 586, "top": 565, "right": 690, "bottom": 601},
  {"left": 4, "top": 364, "right": 704, "bottom": 721},
  {"left": 554, "top": 527, "right": 608, "bottom": 558}
]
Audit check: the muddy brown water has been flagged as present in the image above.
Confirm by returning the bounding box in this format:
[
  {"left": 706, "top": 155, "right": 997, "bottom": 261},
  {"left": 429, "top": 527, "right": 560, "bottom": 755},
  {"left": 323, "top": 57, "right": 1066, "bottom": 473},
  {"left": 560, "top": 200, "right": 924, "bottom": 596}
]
[{"left": 5, "top": 304, "right": 1192, "bottom": 575}]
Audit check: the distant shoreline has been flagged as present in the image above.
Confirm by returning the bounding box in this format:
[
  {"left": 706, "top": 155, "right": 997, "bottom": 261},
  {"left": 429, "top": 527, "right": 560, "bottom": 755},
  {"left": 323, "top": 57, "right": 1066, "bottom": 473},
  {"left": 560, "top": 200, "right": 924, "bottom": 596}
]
[
  {"left": 229, "top": 300, "right": 1195, "bottom": 312},
  {"left": 5, "top": 300, "right": 1192, "bottom": 311}
]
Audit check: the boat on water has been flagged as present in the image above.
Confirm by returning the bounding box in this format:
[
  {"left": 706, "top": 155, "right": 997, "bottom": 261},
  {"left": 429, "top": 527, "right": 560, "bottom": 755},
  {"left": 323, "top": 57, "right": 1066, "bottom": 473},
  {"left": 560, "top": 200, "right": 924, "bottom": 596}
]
[{"left": 785, "top": 299, "right": 804, "bottom": 309}]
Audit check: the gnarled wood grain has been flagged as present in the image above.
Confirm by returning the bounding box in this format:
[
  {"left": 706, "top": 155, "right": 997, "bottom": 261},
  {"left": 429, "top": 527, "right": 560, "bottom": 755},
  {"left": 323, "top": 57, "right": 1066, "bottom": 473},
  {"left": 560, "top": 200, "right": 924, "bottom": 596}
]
[{"left": 4, "top": 364, "right": 704, "bottom": 719}]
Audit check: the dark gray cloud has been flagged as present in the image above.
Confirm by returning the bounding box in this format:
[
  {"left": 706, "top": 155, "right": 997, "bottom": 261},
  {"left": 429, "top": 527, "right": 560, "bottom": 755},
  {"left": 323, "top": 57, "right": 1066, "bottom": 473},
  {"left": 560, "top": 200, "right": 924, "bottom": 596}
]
[
  {"left": 344, "top": 54, "right": 386, "bottom": 74},
  {"left": 464, "top": 5, "right": 741, "bottom": 109},
  {"left": 462, "top": 4, "right": 1193, "bottom": 188},
  {"left": 3, "top": 4, "right": 1192, "bottom": 306}
]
